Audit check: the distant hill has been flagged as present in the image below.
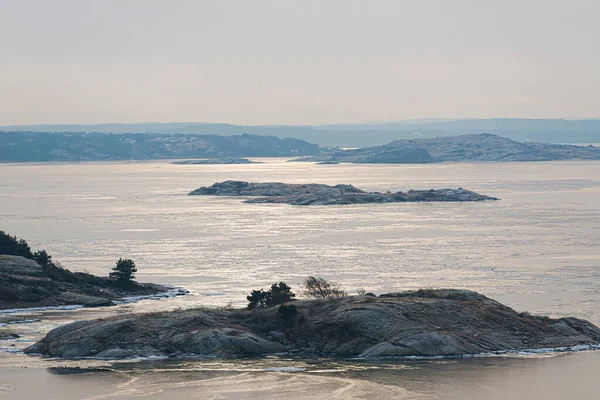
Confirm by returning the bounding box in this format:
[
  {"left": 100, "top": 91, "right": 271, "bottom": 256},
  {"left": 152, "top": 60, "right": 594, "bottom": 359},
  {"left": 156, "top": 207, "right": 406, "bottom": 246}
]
[
  {"left": 1, "top": 119, "right": 599, "bottom": 147},
  {"left": 300, "top": 133, "right": 600, "bottom": 163},
  {"left": 0, "top": 132, "right": 320, "bottom": 162}
]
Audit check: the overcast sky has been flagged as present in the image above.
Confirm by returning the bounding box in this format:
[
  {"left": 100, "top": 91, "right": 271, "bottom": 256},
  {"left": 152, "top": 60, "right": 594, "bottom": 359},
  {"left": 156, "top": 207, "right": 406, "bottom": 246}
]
[{"left": 1, "top": 0, "right": 598, "bottom": 125}]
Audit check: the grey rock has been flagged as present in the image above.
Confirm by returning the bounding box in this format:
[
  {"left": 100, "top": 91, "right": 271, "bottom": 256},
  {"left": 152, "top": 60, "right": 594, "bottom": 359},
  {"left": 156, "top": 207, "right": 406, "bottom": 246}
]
[
  {"left": 301, "top": 347, "right": 318, "bottom": 355},
  {"left": 48, "top": 367, "right": 113, "bottom": 375},
  {"left": 27, "top": 289, "right": 600, "bottom": 359},
  {"left": 0, "top": 333, "right": 21, "bottom": 340},
  {"left": 95, "top": 348, "right": 135, "bottom": 358},
  {"left": 316, "top": 160, "right": 339, "bottom": 164},
  {"left": 393, "top": 332, "right": 464, "bottom": 356},
  {"left": 189, "top": 181, "right": 498, "bottom": 206},
  {"left": 0, "top": 255, "right": 45, "bottom": 277},
  {"left": 268, "top": 331, "right": 286, "bottom": 342},
  {"left": 360, "top": 342, "right": 414, "bottom": 357},
  {"left": 54, "top": 337, "right": 102, "bottom": 358},
  {"left": 22, "top": 342, "right": 44, "bottom": 354}
]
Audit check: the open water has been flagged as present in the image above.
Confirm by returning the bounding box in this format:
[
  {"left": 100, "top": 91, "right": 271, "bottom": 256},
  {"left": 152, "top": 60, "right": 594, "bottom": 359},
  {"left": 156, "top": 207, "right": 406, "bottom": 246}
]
[{"left": 0, "top": 159, "right": 599, "bottom": 399}]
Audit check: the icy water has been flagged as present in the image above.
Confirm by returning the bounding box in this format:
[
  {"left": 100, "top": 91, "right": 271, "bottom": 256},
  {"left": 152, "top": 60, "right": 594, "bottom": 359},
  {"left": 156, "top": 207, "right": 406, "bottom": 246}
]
[{"left": 0, "top": 159, "right": 599, "bottom": 399}]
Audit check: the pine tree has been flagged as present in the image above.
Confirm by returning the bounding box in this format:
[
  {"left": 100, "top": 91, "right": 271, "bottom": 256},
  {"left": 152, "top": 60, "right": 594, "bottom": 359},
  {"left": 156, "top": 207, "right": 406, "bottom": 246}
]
[{"left": 109, "top": 258, "right": 137, "bottom": 287}]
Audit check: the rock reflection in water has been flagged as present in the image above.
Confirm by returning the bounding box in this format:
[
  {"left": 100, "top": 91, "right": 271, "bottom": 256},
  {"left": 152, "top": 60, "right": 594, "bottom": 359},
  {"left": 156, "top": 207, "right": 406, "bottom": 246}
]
[{"left": 2, "top": 354, "right": 600, "bottom": 399}]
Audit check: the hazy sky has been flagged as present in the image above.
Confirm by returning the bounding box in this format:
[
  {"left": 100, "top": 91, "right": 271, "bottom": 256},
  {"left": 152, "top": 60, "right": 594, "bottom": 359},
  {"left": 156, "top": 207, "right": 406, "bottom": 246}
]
[{"left": 1, "top": 0, "right": 599, "bottom": 125}]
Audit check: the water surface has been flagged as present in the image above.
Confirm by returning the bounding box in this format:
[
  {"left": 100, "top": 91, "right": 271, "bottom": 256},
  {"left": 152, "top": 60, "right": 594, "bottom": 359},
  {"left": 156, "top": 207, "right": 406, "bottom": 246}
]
[{"left": 0, "top": 159, "right": 599, "bottom": 398}]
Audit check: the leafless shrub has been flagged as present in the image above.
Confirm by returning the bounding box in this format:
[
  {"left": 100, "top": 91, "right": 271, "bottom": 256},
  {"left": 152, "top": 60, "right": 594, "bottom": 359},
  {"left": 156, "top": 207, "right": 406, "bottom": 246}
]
[
  {"left": 302, "top": 276, "right": 346, "bottom": 299},
  {"left": 356, "top": 288, "right": 366, "bottom": 296},
  {"left": 362, "top": 295, "right": 376, "bottom": 303},
  {"left": 217, "top": 302, "right": 235, "bottom": 311}
]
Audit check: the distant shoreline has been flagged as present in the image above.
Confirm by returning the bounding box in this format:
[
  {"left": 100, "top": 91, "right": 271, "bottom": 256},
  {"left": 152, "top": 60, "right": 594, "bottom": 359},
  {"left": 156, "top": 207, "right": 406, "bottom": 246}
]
[
  {"left": 1, "top": 132, "right": 598, "bottom": 163},
  {"left": 2, "top": 118, "right": 600, "bottom": 147}
]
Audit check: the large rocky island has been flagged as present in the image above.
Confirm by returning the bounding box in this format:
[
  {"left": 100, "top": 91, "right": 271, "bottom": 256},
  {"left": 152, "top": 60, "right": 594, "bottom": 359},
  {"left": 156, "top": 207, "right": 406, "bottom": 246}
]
[
  {"left": 26, "top": 289, "right": 600, "bottom": 358},
  {"left": 189, "top": 181, "right": 498, "bottom": 205}
]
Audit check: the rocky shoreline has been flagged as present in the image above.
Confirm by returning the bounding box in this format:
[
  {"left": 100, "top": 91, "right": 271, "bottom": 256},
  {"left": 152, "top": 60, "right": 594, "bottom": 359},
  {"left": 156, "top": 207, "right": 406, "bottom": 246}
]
[
  {"left": 25, "top": 289, "right": 600, "bottom": 359},
  {"left": 189, "top": 181, "right": 499, "bottom": 206},
  {"left": 0, "top": 255, "right": 176, "bottom": 310}
]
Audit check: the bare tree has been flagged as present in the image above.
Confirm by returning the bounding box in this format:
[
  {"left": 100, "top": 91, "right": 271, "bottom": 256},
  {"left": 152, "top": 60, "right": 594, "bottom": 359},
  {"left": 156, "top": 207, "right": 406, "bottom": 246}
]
[{"left": 302, "top": 276, "right": 346, "bottom": 299}]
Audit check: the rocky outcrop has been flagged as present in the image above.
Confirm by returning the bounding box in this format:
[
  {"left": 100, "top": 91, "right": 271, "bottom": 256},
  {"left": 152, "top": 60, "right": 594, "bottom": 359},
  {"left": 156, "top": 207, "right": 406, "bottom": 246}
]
[
  {"left": 188, "top": 181, "right": 499, "bottom": 206},
  {"left": 26, "top": 289, "right": 600, "bottom": 359},
  {"left": 0, "top": 332, "right": 20, "bottom": 340},
  {"left": 316, "top": 160, "right": 339, "bottom": 165},
  {"left": 302, "top": 147, "right": 434, "bottom": 163},
  {"left": 172, "top": 158, "right": 258, "bottom": 165},
  {"left": 0, "top": 255, "right": 171, "bottom": 310}
]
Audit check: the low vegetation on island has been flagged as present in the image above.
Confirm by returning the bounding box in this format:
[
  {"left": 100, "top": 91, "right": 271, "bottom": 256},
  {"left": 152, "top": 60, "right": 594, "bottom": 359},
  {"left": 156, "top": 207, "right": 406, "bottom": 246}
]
[{"left": 0, "top": 231, "right": 173, "bottom": 310}]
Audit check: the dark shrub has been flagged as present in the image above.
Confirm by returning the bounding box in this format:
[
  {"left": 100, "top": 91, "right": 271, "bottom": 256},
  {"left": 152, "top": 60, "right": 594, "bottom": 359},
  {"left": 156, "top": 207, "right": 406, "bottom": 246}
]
[
  {"left": 0, "top": 230, "right": 34, "bottom": 259},
  {"left": 247, "top": 281, "right": 296, "bottom": 309},
  {"left": 269, "top": 282, "right": 295, "bottom": 305},
  {"left": 33, "top": 249, "right": 53, "bottom": 268},
  {"left": 247, "top": 289, "right": 269, "bottom": 309},
  {"left": 277, "top": 304, "right": 298, "bottom": 326}
]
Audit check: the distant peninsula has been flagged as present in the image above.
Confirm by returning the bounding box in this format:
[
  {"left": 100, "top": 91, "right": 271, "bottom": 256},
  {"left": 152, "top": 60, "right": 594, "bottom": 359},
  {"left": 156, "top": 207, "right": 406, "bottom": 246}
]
[
  {"left": 3, "top": 119, "right": 599, "bottom": 147},
  {"left": 25, "top": 289, "right": 600, "bottom": 359},
  {"left": 294, "top": 133, "right": 600, "bottom": 164},
  {"left": 189, "top": 181, "right": 498, "bottom": 205},
  {"left": 0, "top": 132, "right": 319, "bottom": 162},
  {"left": 2, "top": 131, "right": 597, "bottom": 164}
]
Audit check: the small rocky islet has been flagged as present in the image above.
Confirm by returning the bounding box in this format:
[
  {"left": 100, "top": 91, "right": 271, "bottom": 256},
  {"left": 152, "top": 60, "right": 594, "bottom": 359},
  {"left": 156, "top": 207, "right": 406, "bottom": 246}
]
[
  {"left": 171, "top": 157, "right": 258, "bottom": 165},
  {"left": 189, "top": 181, "right": 499, "bottom": 206},
  {"left": 25, "top": 289, "right": 600, "bottom": 359}
]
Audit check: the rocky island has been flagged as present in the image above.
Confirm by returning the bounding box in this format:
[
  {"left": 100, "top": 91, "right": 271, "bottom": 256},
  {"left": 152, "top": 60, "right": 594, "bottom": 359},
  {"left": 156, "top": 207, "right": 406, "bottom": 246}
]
[
  {"left": 172, "top": 157, "right": 258, "bottom": 165},
  {"left": 189, "top": 181, "right": 498, "bottom": 206},
  {"left": 25, "top": 289, "right": 600, "bottom": 358}
]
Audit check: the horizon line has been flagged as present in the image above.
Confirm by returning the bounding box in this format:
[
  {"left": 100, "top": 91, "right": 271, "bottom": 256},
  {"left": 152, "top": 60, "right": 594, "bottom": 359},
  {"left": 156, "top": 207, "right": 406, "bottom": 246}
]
[{"left": 2, "top": 117, "right": 600, "bottom": 129}]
